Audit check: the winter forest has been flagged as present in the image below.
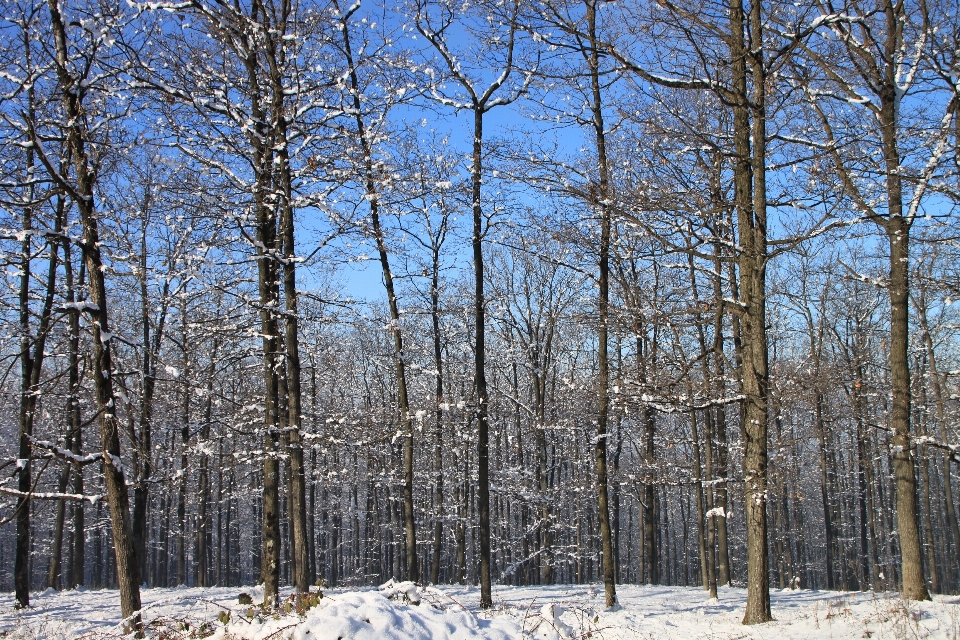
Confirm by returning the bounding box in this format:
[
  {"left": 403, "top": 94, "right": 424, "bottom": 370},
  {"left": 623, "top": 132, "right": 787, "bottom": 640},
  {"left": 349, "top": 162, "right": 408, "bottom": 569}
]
[{"left": 1, "top": 0, "right": 959, "bottom": 637}]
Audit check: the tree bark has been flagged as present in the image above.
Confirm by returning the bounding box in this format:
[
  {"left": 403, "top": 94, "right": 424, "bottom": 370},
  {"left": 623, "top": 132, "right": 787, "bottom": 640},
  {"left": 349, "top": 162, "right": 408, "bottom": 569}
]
[
  {"left": 470, "top": 105, "right": 494, "bottom": 608},
  {"left": 48, "top": 434, "right": 72, "bottom": 590},
  {"left": 643, "top": 401, "right": 659, "bottom": 584},
  {"left": 133, "top": 199, "right": 169, "bottom": 581},
  {"left": 430, "top": 247, "right": 445, "bottom": 585},
  {"left": 730, "top": 0, "right": 771, "bottom": 621},
  {"left": 177, "top": 306, "right": 190, "bottom": 587},
  {"left": 887, "top": 218, "right": 928, "bottom": 600},
  {"left": 14, "top": 99, "right": 35, "bottom": 614},
  {"left": 876, "top": 0, "right": 927, "bottom": 601},
  {"left": 263, "top": 4, "right": 311, "bottom": 592},
  {"left": 585, "top": 0, "right": 617, "bottom": 608},
  {"left": 257, "top": 190, "right": 282, "bottom": 607},
  {"left": 64, "top": 247, "right": 84, "bottom": 589},
  {"left": 15, "top": 46, "right": 59, "bottom": 608},
  {"left": 335, "top": 1, "right": 418, "bottom": 582},
  {"left": 816, "top": 393, "right": 836, "bottom": 590},
  {"left": 46, "top": 1, "right": 142, "bottom": 631},
  {"left": 232, "top": 6, "right": 283, "bottom": 604}
]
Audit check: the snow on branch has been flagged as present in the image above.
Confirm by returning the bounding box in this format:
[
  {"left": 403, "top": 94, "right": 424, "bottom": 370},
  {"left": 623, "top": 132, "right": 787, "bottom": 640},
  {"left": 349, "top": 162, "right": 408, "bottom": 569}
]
[{"left": 28, "top": 436, "right": 103, "bottom": 466}]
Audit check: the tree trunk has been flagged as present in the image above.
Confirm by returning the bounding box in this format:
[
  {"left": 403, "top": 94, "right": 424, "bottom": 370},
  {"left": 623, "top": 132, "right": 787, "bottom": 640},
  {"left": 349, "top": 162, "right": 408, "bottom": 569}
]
[
  {"left": 584, "top": 0, "right": 617, "bottom": 608},
  {"left": 17, "top": 191, "right": 60, "bottom": 605},
  {"left": 430, "top": 252, "right": 445, "bottom": 585},
  {"left": 48, "top": 440, "right": 72, "bottom": 590},
  {"left": 261, "top": 9, "right": 311, "bottom": 593},
  {"left": 195, "top": 354, "right": 216, "bottom": 587},
  {"left": 15, "top": 71, "right": 62, "bottom": 607},
  {"left": 817, "top": 395, "right": 836, "bottom": 590},
  {"left": 64, "top": 246, "right": 85, "bottom": 589},
  {"left": 705, "top": 412, "right": 718, "bottom": 599},
  {"left": 690, "top": 407, "right": 709, "bottom": 592},
  {"left": 730, "top": 0, "right": 771, "bottom": 621},
  {"left": 14, "top": 117, "right": 35, "bottom": 614},
  {"left": 336, "top": 9, "right": 418, "bottom": 583},
  {"left": 233, "top": 11, "right": 283, "bottom": 604},
  {"left": 456, "top": 433, "right": 469, "bottom": 584},
  {"left": 133, "top": 207, "right": 169, "bottom": 582},
  {"left": 535, "top": 399, "right": 553, "bottom": 585},
  {"left": 888, "top": 219, "right": 928, "bottom": 600},
  {"left": 469, "top": 104, "right": 494, "bottom": 607},
  {"left": 710, "top": 165, "right": 732, "bottom": 589},
  {"left": 643, "top": 402, "right": 659, "bottom": 584},
  {"left": 46, "top": 1, "right": 142, "bottom": 631},
  {"left": 920, "top": 442, "right": 939, "bottom": 593},
  {"left": 177, "top": 311, "right": 190, "bottom": 587}
]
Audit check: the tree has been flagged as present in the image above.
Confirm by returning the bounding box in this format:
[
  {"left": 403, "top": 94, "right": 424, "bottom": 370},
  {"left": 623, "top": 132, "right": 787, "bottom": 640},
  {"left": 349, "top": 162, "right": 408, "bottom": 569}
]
[
  {"left": 414, "top": 0, "right": 534, "bottom": 607},
  {"left": 32, "top": 0, "right": 143, "bottom": 631},
  {"left": 133, "top": 0, "right": 333, "bottom": 600},
  {"left": 488, "top": 233, "right": 585, "bottom": 585},
  {"left": 799, "top": 0, "right": 958, "bottom": 600},
  {"left": 387, "top": 128, "right": 464, "bottom": 584},
  {"left": 333, "top": 0, "right": 419, "bottom": 581}
]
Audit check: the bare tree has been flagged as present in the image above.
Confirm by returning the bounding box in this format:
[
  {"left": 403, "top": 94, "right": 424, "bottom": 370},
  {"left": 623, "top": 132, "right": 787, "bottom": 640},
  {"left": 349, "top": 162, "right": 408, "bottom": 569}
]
[
  {"left": 799, "top": 0, "right": 957, "bottom": 600},
  {"left": 30, "top": 0, "right": 143, "bottom": 631},
  {"left": 414, "top": 0, "right": 534, "bottom": 607},
  {"left": 333, "top": 0, "right": 420, "bottom": 582}
]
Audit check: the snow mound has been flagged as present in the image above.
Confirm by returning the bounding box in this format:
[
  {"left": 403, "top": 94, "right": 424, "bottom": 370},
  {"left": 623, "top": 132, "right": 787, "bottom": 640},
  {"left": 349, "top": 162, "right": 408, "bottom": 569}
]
[
  {"left": 378, "top": 577, "right": 422, "bottom": 604},
  {"left": 216, "top": 589, "right": 522, "bottom": 640},
  {"left": 527, "top": 603, "right": 574, "bottom": 639}
]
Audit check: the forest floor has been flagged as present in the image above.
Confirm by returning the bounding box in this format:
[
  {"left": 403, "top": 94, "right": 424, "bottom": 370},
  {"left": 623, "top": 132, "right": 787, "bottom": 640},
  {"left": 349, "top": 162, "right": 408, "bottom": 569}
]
[{"left": 2, "top": 581, "right": 959, "bottom": 639}]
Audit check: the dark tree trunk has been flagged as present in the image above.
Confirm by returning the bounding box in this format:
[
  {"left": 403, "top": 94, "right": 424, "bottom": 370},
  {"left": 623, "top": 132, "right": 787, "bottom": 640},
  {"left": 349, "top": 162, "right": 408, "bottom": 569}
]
[
  {"left": 730, "top": 0, "right": 771, "bottom": 621},
  {"left": 709, "top": 165, "right": 732, "bottom": 589},
  {"left": 65, "top": 248, "right": 85, "bottom": 589},
  {"left": 643, "top": 402, "right": 659, "bottom": 584},
  {"left": 232, "top": 7, "right": 283, "bottom": 604},
  {"left": 195, "top": 355, "right": 216, "bottom": 587},
  {"left": 535, "top": 389, "right": 553, "bottom": 585},
  {"left": 17, "top": 195, "right": 60, "bottom": 603},
  {"left": 874, "top": 0, "right": 928, "bottom": 600},
  {"left": 46, "top": 1, "right": 142, "bottom": 631},
  {"left": 133, "top": 206, "right": 169, "bottom": 582},
  {"left": 690, "top": 407, "right": 709, "bottom": 592},
  {"left": 48, "top": 438, "right": 72, "bottom": 590},
  {"left": 177, "top": 310, "right": 190, "bottom": 587},
  {"left": 260, "top": 5, "right": 311, "bottom": 592},
  {"left": 335, "top": 3, "right": 418, "bottom": 582},
  {"left": 257, "top": 202, "right": 282, "bottom": 607},
  {"left": 15, "top": 65, "right": 62, "bottom": 608},
  {"left": 584, "top": 0, "right": 617, "bottom": 608},
  {"left": 817, "top": 395, "right": 836, "bottom": 590},
  {"left": 414, "top": 4, "right": 523, "bottom": 604},
  {"left": 430, "top": 252, "right": 445, "bottom": 585},
  {"left": 14, "top": 136, "right": 34, "bottom": 613},
  {"left": 470, "top": 107, "right": 494, "bottom": 608},
  {"left": 887, "top": 218, "right": 928, "bottom": 600}
]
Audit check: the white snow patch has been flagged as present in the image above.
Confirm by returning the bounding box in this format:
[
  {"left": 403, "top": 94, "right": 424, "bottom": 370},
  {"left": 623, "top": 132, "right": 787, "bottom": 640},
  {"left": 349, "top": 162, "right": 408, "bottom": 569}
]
[
  {"left": 216, "top": 587, "right": 520, "bottom": 640},
  {"left": 3, "top": 583, "right": 960, "bottom": 639}
]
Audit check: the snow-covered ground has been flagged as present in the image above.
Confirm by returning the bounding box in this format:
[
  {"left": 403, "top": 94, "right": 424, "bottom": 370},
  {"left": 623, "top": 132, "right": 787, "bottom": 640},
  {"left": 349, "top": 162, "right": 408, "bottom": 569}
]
[{"left": 2, "top": 582, "right": 959, "bottom": 639}]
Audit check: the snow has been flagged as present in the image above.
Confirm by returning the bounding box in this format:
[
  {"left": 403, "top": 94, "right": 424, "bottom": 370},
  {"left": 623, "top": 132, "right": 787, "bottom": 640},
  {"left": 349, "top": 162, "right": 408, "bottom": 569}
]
[
  {"left": 2, "top": 583, "right": 959, "bottom": 639},
  {"left": 219, "top": 587, "right": 520, "bottom": 640},
  {"left": 704, "top": 506, "right": 728, "bottom": 519}
]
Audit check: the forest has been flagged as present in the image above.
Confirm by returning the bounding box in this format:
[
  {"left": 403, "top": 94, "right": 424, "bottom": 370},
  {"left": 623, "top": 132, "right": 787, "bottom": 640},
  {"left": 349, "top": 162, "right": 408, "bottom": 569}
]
[{"left": 1, "top": 0, "right": 959, "bottom": 636}]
